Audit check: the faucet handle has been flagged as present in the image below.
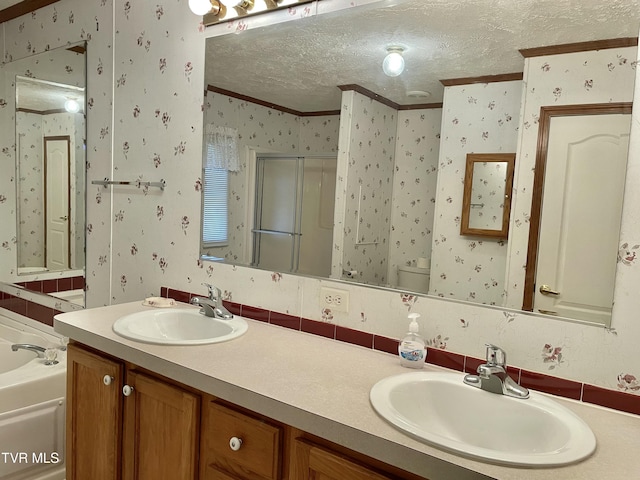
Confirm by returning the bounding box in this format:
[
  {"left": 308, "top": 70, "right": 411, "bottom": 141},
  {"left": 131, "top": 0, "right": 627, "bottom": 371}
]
[
  {"left": 201, "top": 282, "right": 221, "bottom": 300},
  {"left": 485, "top": 344, "right": 507, "bottom": 367}
]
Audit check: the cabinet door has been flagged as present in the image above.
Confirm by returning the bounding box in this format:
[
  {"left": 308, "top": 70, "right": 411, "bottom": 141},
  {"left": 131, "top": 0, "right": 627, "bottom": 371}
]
[
  {"left": 66, "top": 344, "right": 124, "bottom": 480},
  {"left": 293, "top": 439, "right": 392, "bottom": 480},
  {"left": 122, "top": 371, "right": 200, "bottom": 480}
]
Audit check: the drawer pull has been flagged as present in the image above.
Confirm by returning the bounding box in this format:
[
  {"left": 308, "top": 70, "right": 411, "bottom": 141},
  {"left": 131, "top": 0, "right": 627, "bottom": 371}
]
[
  {"left": 229, "top": 436, "right": 243, "bottom": 451},
  {"left": 122, "top": 384, "right": 135, "bottom": 396},
  {"left": 103, "top": 375, "right": 114, "bottom": 386}
]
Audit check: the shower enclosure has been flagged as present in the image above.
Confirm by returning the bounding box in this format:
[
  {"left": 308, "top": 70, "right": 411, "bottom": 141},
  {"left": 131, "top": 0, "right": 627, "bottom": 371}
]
[{"left": 252, "top": 155, "right": 336, "bottom": 277}]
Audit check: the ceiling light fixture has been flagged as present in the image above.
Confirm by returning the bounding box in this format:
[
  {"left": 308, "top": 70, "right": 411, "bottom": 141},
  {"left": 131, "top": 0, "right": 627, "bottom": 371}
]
[
  {"left": 188, "top": 0, "right": 225, "bottom": 16},
  {"left": 191, "top": 0, "right": 297, "bottom": 25},
  {"left": 382, "top": 46, "right": 405, "bottom": 77},
  {"left": 64, "top": 99, "right": 80, "bottom": 113}
]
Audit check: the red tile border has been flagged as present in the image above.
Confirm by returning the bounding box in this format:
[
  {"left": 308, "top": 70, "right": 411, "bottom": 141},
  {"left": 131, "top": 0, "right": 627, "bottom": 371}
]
[
  {"left": 241, "top": 305, "right": 270, "bottom": 323},
  {"left": 269, "top": 312, "right": 301, "bottom": 331},
  {"left": 27, "top": 302, "right": 54, "bottom": 327},
  {"left": 336, "top": 326, "right": 373, "bottom": 349},
  {"left": 167, "top": 288, "right": 192, "bottom": 304},
  {"left": 520, "top": 369, "right": 582, "bottom": 400},
  {"left": 58, "top": 277, "right": 72, "bottom": 291},
  {"left": 301, "top": 318, "right": 335, "bottom": 339},
  {"left": 42, "top": 279, "right": 58, "bottom": 294},
  {"left": 427, "top": 348, "right": 465, "bottom": 371},
  {"left": 222, "top": 300, "right": 242, "bottom": 317},
  {"left": 583, "top": 384, "right": 640, "bottom": 416},
  {"left": 373, "top": 335, "right": 399, "bottom": 355},
  {"left": 159, "top": 286, "right": 640, "bottom": 416},
  {"left": 72, "top": 276, "right": 85, "bottom": 290}
]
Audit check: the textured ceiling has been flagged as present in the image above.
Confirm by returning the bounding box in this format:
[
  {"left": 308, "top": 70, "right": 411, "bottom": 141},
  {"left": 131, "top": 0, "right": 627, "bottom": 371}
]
[
  {"left": 17, "top": 77, "right": 84, "bottom": 112},
  {"left": 205, "top": 0, "right": 640, "bottom": 112}
]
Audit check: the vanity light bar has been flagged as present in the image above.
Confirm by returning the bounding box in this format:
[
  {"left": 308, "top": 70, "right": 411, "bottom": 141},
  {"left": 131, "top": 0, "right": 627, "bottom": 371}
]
[{"left": 202, "top": 0, "right": 315, "bottom": 26}]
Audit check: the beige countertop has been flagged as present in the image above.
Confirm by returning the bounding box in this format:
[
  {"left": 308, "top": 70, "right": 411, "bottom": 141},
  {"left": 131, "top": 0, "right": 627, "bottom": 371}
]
[{"left": 54, "top": 302, "right": 640, "bottom": 480}]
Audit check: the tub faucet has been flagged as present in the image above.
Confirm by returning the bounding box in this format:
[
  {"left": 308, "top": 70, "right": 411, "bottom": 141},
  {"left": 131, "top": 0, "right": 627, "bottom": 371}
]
[
  {"left": 190, "top": 283, "right": 233, "bottom": 319},
  {"left": 11, "top": 343, "right": 46, "bottom": 358},
  {"left": 463, "top": 344, "right": 529, "bottom": 399}
]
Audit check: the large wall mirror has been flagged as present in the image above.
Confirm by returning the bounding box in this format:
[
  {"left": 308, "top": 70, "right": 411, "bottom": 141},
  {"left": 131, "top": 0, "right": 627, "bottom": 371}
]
[
  {"left": 200, "top": 0, "right": 639, "bottom": 326},
  {"left": 1, "top": 42, "right": 86, "bottom": 307}
]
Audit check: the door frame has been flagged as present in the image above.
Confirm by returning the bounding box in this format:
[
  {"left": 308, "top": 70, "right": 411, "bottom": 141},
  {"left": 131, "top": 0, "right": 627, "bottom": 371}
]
[
  {"left": 522, "top": 103, "right": 633, "bottom": 312},
  {"left": 44, "top": 135, "right": 72, "bottom": 269}
]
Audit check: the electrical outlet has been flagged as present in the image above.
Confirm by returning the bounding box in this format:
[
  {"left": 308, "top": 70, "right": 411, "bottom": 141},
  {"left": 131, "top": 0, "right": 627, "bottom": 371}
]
[{"left": 320, "top": 287, "right": 350, "bottom": 313}]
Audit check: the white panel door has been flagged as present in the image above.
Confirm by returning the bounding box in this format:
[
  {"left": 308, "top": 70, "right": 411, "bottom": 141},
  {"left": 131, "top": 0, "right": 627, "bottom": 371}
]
[
  {"left": 45, "top": 137, "right": 71, "bottom": 271},
  {"left": 535, "top": 114, "right": 631, "bottom": 324}
]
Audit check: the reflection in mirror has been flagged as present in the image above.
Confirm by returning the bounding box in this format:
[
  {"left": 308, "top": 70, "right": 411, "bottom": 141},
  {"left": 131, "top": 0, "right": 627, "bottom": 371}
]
[
  {"left": 460, "top": 154, "right": 514, "bottom": 239},
  {"left": 2, "top": 43, "right": 87, "bottom": 307},
  {"left": 523, "top": 104, "right": 632, "bottom": 326},
  {"left": 200, "top": 0, "right": 639, "bottom": 325}
]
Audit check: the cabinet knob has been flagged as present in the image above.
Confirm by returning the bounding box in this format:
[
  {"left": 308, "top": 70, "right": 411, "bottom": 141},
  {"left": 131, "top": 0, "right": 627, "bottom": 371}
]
[
  {"left": 122, "top": 385, "right": 134, "bottom": 396},
  {"left": 103, "top": 375, "right": 114, "bottom": 386},
  {"left": 229, "top": 437, "right": 243, "bottom": 451}
]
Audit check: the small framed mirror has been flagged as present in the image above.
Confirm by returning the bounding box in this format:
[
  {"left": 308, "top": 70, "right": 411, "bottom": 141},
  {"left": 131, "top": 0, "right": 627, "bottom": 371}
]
[{"left": 460, "top": 153, "right": 515, "bottom": 239}]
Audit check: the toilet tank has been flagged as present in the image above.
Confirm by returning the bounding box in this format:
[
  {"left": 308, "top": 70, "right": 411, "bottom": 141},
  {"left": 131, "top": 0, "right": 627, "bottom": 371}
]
[{"left": 397, "top": 265, "right": 430, "bottom": 294}]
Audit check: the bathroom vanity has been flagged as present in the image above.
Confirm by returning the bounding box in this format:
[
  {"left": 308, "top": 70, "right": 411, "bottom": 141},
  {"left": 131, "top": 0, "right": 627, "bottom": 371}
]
[{"left": 55, "top": 302, "right": 640, "bottom": 480}]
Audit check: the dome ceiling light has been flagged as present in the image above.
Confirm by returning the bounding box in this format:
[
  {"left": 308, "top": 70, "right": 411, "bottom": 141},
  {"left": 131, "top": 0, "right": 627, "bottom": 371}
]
[{"left": 382, "top": 46, "right": 405, "bottom": 77}]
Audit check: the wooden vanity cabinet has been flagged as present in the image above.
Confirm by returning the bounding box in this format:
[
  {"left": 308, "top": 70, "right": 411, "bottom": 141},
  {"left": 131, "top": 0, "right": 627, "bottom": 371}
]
[
  {"left": 66, "top": 344, "right": 200, "bottom": 480},
  {"left": 67, "top": 344, "right": 427, "bottom": 480}
]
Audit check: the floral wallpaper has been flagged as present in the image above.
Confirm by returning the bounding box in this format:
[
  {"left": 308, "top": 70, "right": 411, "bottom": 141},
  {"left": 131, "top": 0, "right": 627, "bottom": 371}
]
[
  {"left": 202, "top": 89, "right": 339, "bottom": 265},
  {"left": 333, "top": 89, "right": 396, "bottom": 286},
  {"left": 16, "top": 111, "right": 44, "bottom": 267},
  {"left": 430, "top": 80, "right": 521, "bottom": 305},
  {"left": 1, "top": 0, "right": 639, "bottom": 399},
  {"left": 387, "top": 108, "right": 441, "bottom": 288}
]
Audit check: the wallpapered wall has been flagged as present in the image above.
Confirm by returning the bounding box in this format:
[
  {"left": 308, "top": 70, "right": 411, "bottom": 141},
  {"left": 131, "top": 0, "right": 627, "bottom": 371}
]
[
  {"left": 1, "top": 0, "right": 640, "bottom": 395},
  {"left": 387, "top": 108, "right": 441, "bottom": 288},
  {"left": 202, "top": 89, "right": 340, "bottom": 264},
  {"left": 333, "top": 90, "right": 397, "bottom": 286},
  {"left": 430, "top": 81, "right": 521, "bottom": 305}
]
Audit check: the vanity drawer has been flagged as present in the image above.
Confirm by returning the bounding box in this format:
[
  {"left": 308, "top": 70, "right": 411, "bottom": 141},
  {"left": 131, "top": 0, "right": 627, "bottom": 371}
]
[{"left": 202, "top": 401, "right": 282, "bottom": 480}]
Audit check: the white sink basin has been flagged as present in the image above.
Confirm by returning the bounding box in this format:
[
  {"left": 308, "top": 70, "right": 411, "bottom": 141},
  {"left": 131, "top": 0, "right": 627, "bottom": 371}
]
[
  {"left": 112, "top": 308, "right": 248, "bottom": 345},
  {"left": 370, "top": 372, "right": 596, "bottom": 467}
]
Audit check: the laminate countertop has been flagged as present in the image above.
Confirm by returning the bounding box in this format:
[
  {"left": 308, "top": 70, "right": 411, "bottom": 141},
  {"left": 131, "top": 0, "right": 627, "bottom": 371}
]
[{"left": 54, "top": 301, "right": 640, "bottom": 480}]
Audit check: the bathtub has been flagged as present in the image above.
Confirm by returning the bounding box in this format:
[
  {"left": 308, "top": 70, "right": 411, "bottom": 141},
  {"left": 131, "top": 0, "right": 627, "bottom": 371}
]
[
  {"left": 49, "top": 289, "right": 84, "bottom": 307},
  {"left": 16, "top": 267, "right": 48, "bottom": 275},
  {"left": 0, "top": 313, "right": 66, "bottom": 480}
]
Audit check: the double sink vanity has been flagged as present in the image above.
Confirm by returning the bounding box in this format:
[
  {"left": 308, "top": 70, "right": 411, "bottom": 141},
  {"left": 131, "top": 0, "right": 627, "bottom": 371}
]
[{"left": 54, "top": 301, "right": 640, "bottom": 480}]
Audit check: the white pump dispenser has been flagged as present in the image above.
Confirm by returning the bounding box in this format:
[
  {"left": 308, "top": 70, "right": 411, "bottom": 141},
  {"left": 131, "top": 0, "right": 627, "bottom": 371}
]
[{"left": 398, "top": 313, "right": 426, "bottom": 368}]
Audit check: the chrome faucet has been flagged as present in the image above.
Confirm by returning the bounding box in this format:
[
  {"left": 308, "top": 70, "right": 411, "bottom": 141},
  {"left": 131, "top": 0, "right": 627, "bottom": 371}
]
[
  {"left": 190, "top": 283, "right": 233, "bottom": 319},
  {"left": 463, "top": 344, "right": 529, "bottom": 399},
  {"left": 11, "top": 343, "right": 46, "bottom": 358}
]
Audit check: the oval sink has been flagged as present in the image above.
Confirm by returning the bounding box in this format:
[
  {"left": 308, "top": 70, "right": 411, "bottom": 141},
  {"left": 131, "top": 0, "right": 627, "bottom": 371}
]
[
  {"left": 112, "top": 308, "right": 248, "bottom": 345},
  {"left": 370, "top": 372, "right": 596, "bottom": 467}
]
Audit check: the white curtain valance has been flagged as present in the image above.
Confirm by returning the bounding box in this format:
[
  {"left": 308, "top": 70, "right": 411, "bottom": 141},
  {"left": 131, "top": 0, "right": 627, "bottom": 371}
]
[{"left": 204, "top": 124, "right": 240, "bottom": 172}]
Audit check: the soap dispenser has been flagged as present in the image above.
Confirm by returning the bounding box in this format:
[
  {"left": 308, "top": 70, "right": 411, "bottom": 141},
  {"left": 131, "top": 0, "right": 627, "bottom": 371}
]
[{"left": 398, "top": 313, "right": 426, "bottom": 368}]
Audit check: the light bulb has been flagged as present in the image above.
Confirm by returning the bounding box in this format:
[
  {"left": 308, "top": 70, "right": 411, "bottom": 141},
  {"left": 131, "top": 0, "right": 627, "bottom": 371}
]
[
  {"left": 64, "top": 99, "right": 80, "bottom": 113},
  {"left": 382, "top": 50, "right": 405, "bottom": 77},
  {"left": 189, "top": 0, "right": 214, "bottom": 15}
]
